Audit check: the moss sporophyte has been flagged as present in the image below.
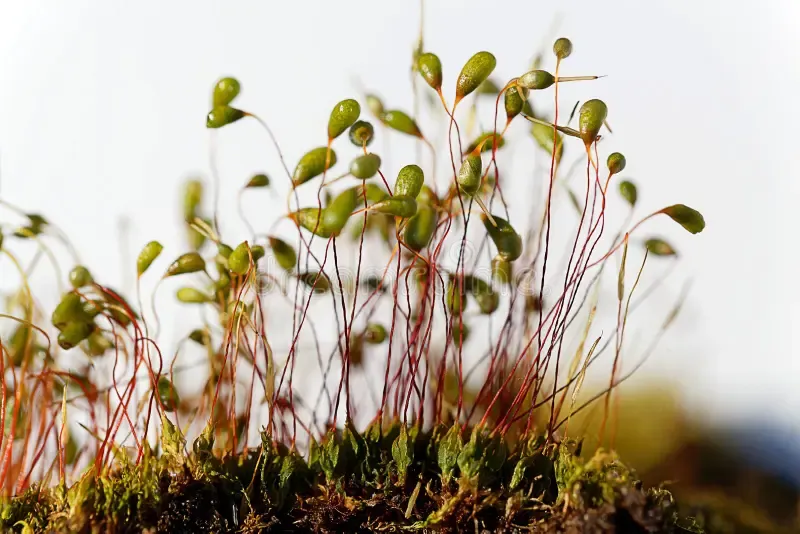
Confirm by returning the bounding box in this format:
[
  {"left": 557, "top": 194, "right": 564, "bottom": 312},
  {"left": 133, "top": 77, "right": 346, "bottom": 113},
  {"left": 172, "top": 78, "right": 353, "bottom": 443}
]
[{"left": 0, "top": 11, "right": 724, "bottom": 533}]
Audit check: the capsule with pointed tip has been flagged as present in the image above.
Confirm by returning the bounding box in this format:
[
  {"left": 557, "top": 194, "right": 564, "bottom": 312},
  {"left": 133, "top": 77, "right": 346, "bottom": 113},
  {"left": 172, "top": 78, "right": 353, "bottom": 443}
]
[
  {"left": 578, "top": 99, "right": 608, "bottom": 146},
  {"left": 328, "top": 99, "right": 361, "bottom": 140},
  {"left": 394, "top": 164, "right": 424, "bottom": 198},
  {"left": 418, "top": 52, "right": 443, "bottom": 91},
  {"left": 371, "top": 195, "right": 417, "bottom": 218},
  {"left": 206, "top": 106, "right": 245, "bottom": 129},
  {"left": 518, "top": 70, "right": 556, "bottom": 90},
  {"left": 457, "top": 154, "right": 483, "bottom": 196},
  {"left": 482, "top": 214, "right": 522, "bottom": 262},
  {"left": 289, "top": 208, "right": 335, "bottom": 238},
  {"left": 137, "top": 241, "right": 164, "bottom": 277},
  {"left": 269, "top": 236, "right": 297, "bottom": 272},
  {"left": 246, "top": 173, "right": 270, "bottom": 188},
  {"left": 455, "top": 51, "right": 497, "bottom": 104},
  {"left": 382, "top": 110, "right": 423, "bottom": 138},
  {"left": 293, "top": 147, "right": 337, "bottom": 186}
]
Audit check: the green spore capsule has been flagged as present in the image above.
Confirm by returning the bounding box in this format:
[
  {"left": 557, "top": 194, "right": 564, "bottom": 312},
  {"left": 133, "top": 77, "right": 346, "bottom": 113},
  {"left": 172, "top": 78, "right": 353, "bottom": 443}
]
[
  {"left": 246, "top": 173, "right": 270, "bottom": 188},
  {"left": 137, "top": 241, "right": 163, "bottom": 277},
  {"left": 268, "top": 236, "right": 297, "bottom": 272},
  {"left": 607, "top": 152, "right": 626, "bottom": 175},
  {"left": 504, "top": 84, "right": 529, "bottom": 122},
  {"left": 446, "top": 277, "right": 466, "bottom": 315},
  {"left": 365, "top": 94, "right": 385, "bottom": 118},
  {"left": 382, "top": 110, "right": 423, "bottom": 138},
  {"left": 660, "top": 204, "right": 706, "bottom": 234},
  {"left": 482, "top": 214, "right": 522, "bottom": 262},
  {"left": 289, "top": 207, "right": 334, "bottom": 238},
  {"left": 394, "top": 164, "right": 424, "bottom": 198},
  {"left": 518, "top": 70, "right": 556, "bottom": 90},
  {"left": 176, "top": 287, "right": 212, "bottom": 304},
  {"left": 579, "top": 99, "right": 608, "bottom": 146},
  {"left": 250, "top": 244, "right": 265, "bottom": 262},
  {"left": 465, "top": 132, "right": 505, "bottom": 154},
  {"left": 165, "top": 252, "right": 206, "bottom": 277},
  {"left": 86, "top": 331, "right": 113, "bottom": 357},
  {"left": 206, "top": 106, "right": 245, "bottom": 129},
  {"left": 348, "top": 120, "right": 374, "bottom": 147},
  {"left": 217, "top": 243, "right": 233, "bottom": 260},
  {"left": 189, "top": 329, "right": 210, "bottom": 346},
  {"left": 645, "top": 238, "right": 676, "bottom": 256},
  {"left": 293, "top": 147, "right": 337, "bottom": 186},
  {"left": 403, "top": 204, "right": 437, "bottom": 252},
  {"left": 371, "top": 195, "right": 417, "bottom": 218},
  {"left": 157, "top": 377, "right": 180, "bottom": 412},
  {"left": 553, "top": 37, "right": 573, "bottom": 60},
  {"left": 52, "top": 292, "right": 91, "bottom": 330},
  {"left": 328, "top": 99, "right": 361, "bottom": 140},
  {"left": 619, "top": 180, "right": 637, "bottom": 207},
  {"left": 418, "top": 52, "right": 443, "bottom": 91},
  {"left": 298, "top": 272, "right": 331, "bottom": 293},
  {"left": 491, "top": 256, "right": 512, "bottom": 285},
  {"left": 182, "top": 179, "right": 203, "bottom": 222},
  {"left": 212, "top": 77, "right": 241, "bottom": 107},
  {"left": 455, "top": 51, "right": 497, "bottom": 104},
  {"left": 363, "top": 183, "right": 389, "bottom": 204},
  {"left": 471, "top": 280, "right": 499, "bottom": 315},
  {"left": 68, "top": 266, "right": 93, "bottom": 288},
  {"left": 228, "top": 241, "right": 252, "bottom": 275},
  {"left": 349, "top": 153, "right": 382, "bottom": 180},
  {"left": 187, "top": 221, "right": 208, "bottom": 252},
  {"left": 364, "top": 323, "right": 387, "bottom": 344},
  {"left": 322, "top": 187, "right": 358, "bottom": 234},
  {"left": 457, "top": 153, "right": 483, "bottom": 196},
  {"left": 531, "top": 122, "right": 564, "bottom": 163},
  {"left": 416, "top": 184, "right": 439, "bottom": 206},
  {"left": 57, "top": 321, "right": 94, "bottom": 351}
]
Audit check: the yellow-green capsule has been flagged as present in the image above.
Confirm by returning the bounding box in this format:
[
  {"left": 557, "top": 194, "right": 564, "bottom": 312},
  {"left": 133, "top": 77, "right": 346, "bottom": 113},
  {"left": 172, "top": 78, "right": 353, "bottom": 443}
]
[
  {"left": 660, "top": 204, "right": 705, "bottom": 234},
  {"left": 403, "top": 204, "right": 437, "bottom": 252},
  {"left": 363, "top": 183, "right": 389, "bottom": 204},
  {"left": 157, "top": 376, "right": 180, "bottom": 412},
  {"left": 365, "top": 94, "right": 385, "bottom": 118},
  {"left": 246, "top": 173, "right": 270, "bottom": 188},
  {"left": 206, "top": 106, "right": 245, "bottom": 129},
  {"left": 394, "top": 164, "right": 424, "bottom": 198},
  {"left": 619, "top": 180, "right": 637, "bottom": 207},
  {"left": 86, "top": 331, "right": 112, "bottom": 357},
  {"left": 57, "top": 321, "right": 94, "bottom": 351},
  {"left": 250, "top": 245, "right": 265, "bottom": 262},
  {"left": 322, "top": 187, "right": 358, "bottom": 234},
  {"left": 176, "top": 287, "right": 212, "bottom": 304},
  {"left": 518, "top": 70, "right": 556, "bottom": 90},
  {"left": 491, "top": 256, "right": 512, "bottom": 285},
  {"left": 455, "top": 51, "right": 497, "bottom": 104},
  {"left": 182, "top": 179, "right": 204, "bottom": 221},
  {"left": 289, "top": 207, "right": 334, "bottom": 238},
  {"left": 607, "top": 152, "right": 626, "bottom": 175},
  {"left": 465, "top": 132, "right": 505, "bottom": 154},
  {"left": 531, "top": 122, "right": 564, "bottom": 163},
  {"left": 364, "top": 323, "right": 387, "bottom": 344},
  {"left": 186, "top": 222, "right": 207, "bottom": 252},
  {"left": 382, "top": 110, "right": 423, "bottom": 138},
  {"left": 371, "top": 195, "right": 417, "bottom": 218},
  {"left": 578, "top": 99, "right": 608, "bottom": 146},
  {"left": 52, "top": 292, "right": 91, "bottom": 330},
  {"left": 418, "top": 52, "right": 443, "bottom": 91},
  {"left": 188, "top": 329, "right": 210, "bottom": 346},
  {"left": 553, "top": 38, "right": 573, "bottom": 60},
  {"left": 645, "top": 238, "right": 676, "bottom": 256},
  {"left": 293, "top": 147, "right": 337, "bottom": 186},
  {"left": 471, "top": 280, "right": 499, "bottom": 315},
  {"left": 446, "top": 278, "right": 465, "bottom": 315},
  {"left": 69, "top": 266, "right": 93, "bottom": 288},
  {"left": 212, "top": 77, "right": 241, "bottom": 107},
  {"left": 268, "top": 236, "right": 296, "bottom": 272},
  {"left": 349, "top": 153, "right": 382, "bottom": 180},
  {"left": 348, "top": 120, "right": 374, "bottom": 147},
  {"left": 457, "top": 153, "right": 483, "bottom": 196},
  {"left": 482, "top": 214, "right": 522, "bottom": 262},
  {"left": 416, "top": 184, "right": 439, "bottom": 207},
  {"left": 298, "top": 272, "right": 331, "bottom": 293},
  {"left": 165, "top": 252, "right": 206, "bottom": 277},
  {"left": 228, "top": 241, "right": 252, "bottom": 275},
  {"left": 328, "top": 99, "right": 361, "bottom": 140},
  {"left": 504, "top": 85, "right": 529, "bottom": 122}
]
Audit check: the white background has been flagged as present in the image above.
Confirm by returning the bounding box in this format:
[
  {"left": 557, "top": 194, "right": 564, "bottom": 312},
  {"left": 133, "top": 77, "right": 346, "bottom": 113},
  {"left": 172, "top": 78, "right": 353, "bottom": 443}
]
[{"left": 0, "top": 1, "right": 797, "bottom": 441}]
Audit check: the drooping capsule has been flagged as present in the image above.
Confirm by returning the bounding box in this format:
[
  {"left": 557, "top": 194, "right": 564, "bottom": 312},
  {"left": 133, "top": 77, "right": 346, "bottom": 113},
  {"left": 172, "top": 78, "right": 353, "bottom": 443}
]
[
  {"left": 348, "top": 120, "right": 374, "bottom": 147},
  {"left": 619, "top": 180, "right": 637, "bottom": 207},
  {"left": 365, "top": 94, "right": 385, "bottom": 118},
  {"left": 69, "top": 266, "right": 93, "bottom": 288},
  {"left": 182, "top": 179, "right": 204, "bottom": 222},
  {"left": 644, "top": 238, "right": 677, "bottom": 256},
  {"left": 417, "top": 52, "right": 443, "bottom": 91},
  {"left": 157, "top": 376, "right": 180, "bottom": 412},
  {"left": 457, "top": 153, "right": 483, "bottom": 196},
  {"left": 289, "top": 207, "right": 334, "bottom": 238},
  {"left": 246, "top": 173, "right": 270, "bottom": 188},
  {"left": 206, "top": 106, "right": 245, "bottom": 129},
  {"left": 86, "top": 331, "right": 113, "bottom": 357},
  {"left": 189, "top": 329, "right": 210, "bottom": 346},
  {"left": 228, "top": 241, "right": 252, "bottom": 275},
  {"left": 659, "top": 204, "right": 706, "bottom": 234},
  {"left": 328, "top": 99, "right": 361, "bottom": 140},
  {"left": 467, "top": 276, "right": 499, "bottom": 315},
  {"left": 446, "top": 277, "right": 466, "bottom": 315},
  {"left": 298, "top": 272, "right": 331, "bottom": 293},
  {"left": 322, "top": 187, "right": 359, "bottom": 235},
  {"left": 465, "top": 132, "right": 505, "bottom": 154},
  {"left": 370, "top": 195, "right": 417, "bottom": 218},
  {"left": 394, "top": 164, "right": 424, "bottom": 198},
  {"left": 482, "top": 214, "right": 522, "bottom": 262},
  {"left": 607, "top": 152, "right": 626, "bottom": 175},
  {"left": 491, "top": 256, "right": 512, "bottom": 285},
  {"left": 382, "top": 110, "right": 423, "bottom": 138},
  {"left": 268, "top": 236, "right": 297, "bottom": 272},
  {"left": 349, "top": 153, "right": 382, "bottom": 180},
  {"left": 293, "top": 147, "right": 337, "bottom": 186},
  {"left": 455, "top": 51, "right": 497, "bottom": 104},
  {"left": 52, "top": 292, "right": 91, "bottom": 330},
  {"left": 553, "top": 38, "right": 573, "bottom": 60},
  {"left": 176, "top": 287, "right": 212, "bottom": 304},
  {"left": 57, "top": 322, "right": 94, "bottom": 350},
  {"left": 212, "top": 77, "right": 241, "bottom": 107},
  {"left": 578, "top": 99, "right": 608, "bottom": 146},
  {"left": 402, "top": 204, "right": 437, "bottom": 252},
  {"left": 165, "top": 252, "right": 206, "bottom": 277},
  {"left": 504, "top": 84, "right": 529, "bottom": 122}
]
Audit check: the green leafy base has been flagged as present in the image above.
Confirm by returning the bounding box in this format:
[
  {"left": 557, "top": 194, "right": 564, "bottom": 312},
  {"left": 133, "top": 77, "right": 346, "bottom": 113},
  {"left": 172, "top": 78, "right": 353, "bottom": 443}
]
[{"left": 1, "top": 420, "right": 712, "bottom": 533}]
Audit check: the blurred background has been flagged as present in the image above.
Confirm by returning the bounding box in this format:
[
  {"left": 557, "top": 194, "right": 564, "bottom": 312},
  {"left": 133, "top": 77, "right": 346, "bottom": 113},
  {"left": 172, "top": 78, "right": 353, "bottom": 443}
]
[{"left": 0, "top": 0, "right": 798, "bottom": 527}]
